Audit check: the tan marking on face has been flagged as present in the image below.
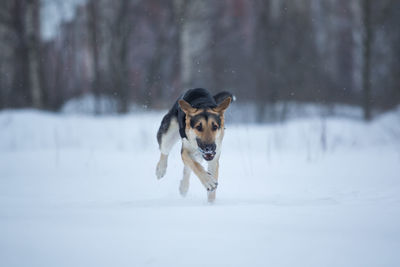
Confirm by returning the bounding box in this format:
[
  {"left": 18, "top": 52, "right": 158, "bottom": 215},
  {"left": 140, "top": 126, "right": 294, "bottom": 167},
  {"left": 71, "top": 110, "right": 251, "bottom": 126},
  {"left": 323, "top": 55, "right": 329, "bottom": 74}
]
[
  {"left": 185, "top": 108, "right": 225, "bottom": 144},
  {"left": 190, "top": 108, "right": 218, "bottom": 117}
]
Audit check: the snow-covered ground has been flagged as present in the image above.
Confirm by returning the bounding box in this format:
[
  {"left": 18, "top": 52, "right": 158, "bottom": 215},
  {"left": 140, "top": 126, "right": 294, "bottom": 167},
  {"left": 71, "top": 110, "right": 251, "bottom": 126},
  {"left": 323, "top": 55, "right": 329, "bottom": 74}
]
[{"left": 1, "top": 109, "right": 400, "bottom": 267}]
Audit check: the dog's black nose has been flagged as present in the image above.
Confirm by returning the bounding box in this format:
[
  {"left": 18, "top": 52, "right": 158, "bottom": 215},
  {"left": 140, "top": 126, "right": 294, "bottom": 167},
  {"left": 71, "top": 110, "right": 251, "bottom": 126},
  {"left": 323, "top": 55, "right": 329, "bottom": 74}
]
[
  {"left": 204, "top": 143, "right": 216, "bottom": 153},
  {"left": 196, "top": 139, "right": 216, "bottom": 154}
]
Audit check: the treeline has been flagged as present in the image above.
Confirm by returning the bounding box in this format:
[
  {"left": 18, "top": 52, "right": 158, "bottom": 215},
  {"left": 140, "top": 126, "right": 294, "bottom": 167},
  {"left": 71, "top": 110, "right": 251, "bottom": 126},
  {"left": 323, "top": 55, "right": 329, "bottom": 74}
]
[{"left": 0, "top": 0, "right": 399, "bottom": 121}]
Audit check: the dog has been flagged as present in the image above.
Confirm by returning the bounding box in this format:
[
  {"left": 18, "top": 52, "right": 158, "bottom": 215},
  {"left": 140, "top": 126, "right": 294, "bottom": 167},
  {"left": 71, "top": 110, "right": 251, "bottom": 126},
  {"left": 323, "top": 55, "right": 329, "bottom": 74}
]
[{"left": 156, "top": 88, "right": 233, "bottom": 202}]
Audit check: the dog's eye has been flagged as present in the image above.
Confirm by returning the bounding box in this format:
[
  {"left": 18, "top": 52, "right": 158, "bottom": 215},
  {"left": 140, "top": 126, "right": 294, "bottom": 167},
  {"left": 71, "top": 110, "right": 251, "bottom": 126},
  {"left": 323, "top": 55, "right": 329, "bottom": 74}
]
[
  {"left": 212, "top": 124, "right": 218, "bottom": 131},
  {"left": 196, "top": 124, "right": 203, "bottom": 131}
]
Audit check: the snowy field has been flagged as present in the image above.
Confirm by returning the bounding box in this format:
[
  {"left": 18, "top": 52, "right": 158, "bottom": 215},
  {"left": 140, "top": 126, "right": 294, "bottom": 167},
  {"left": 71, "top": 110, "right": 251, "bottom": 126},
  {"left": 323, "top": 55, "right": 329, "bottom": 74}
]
[{"left": 1, "top": 108, "right": 400, "bottom": 267}]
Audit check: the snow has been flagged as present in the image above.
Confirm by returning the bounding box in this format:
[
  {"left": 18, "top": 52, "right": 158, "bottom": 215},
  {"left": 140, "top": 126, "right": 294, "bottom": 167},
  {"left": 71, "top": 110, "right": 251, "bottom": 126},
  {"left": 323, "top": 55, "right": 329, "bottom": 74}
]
[
  {"left": 61, "top": 94, "right": 119, "bottom": 115},
  {"left": 1, "top": 108, "right": 400, "bottom": 267}
]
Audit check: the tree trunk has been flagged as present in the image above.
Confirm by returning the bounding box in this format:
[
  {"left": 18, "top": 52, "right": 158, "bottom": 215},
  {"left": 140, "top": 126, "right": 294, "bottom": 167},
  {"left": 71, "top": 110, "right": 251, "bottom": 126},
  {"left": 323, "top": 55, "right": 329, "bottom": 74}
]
[
  {"left": 362, "top": 0, "right": 372, "bottom": 121},
  {"left": 180, "top": 0, "right": 214, "bottom": 89},
  {"left": 108, "top": 0, "right": 132, "bottom": 114},
  {"left": 26, "top": 0, "right": 42, "bottom": 109},
  {"left": 10, "top": 0, "right": 29, "bottom": 108},
  {"left": 173, "top": 0, "right": 186, "bottom": 90},
  {"left": 87, "top": 0, "right": 102, "bottom": 114}
]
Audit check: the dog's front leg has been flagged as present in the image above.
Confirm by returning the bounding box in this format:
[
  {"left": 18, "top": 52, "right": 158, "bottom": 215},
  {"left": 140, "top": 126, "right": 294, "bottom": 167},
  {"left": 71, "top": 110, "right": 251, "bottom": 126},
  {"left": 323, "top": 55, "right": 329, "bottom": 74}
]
[
  {"left": 156, "top": 153, "right": 168, "bottom": 179},
  {"left": 179, "top": 165, "right": 191, "bottom": 197},
  {"left": 207, "top": 158, "right": 219, "bottom": 202},
  {"left": 181, "top": 150, "right": 218, "bottom": 192}
]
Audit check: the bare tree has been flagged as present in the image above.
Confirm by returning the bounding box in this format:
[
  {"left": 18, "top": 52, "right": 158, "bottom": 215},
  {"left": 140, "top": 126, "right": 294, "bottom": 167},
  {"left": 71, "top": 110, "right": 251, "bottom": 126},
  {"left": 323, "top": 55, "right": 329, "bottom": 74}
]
[
  {"left": 107, "top": 0, "right": 135, "bottom": 113},
  {"left": 1, "top": 0, "right": 43, "bottom": 108},
  {"left": 179, "top": 0, "right": 215, "bottom": 89},
  {"left": 87, "top": 0, "right": 101, "bottom": 114},
  {"left": 361, "top": 0, "right": 372, "bottom": 121},
  {"left": 26, "top": 0, "right": 43, "bottom": 108},
  {"left": 144, "top": 1, "right": 176, "bottom": 108},
  {"left": 2, "top": 0, "right": 399, "bottom": 116}
]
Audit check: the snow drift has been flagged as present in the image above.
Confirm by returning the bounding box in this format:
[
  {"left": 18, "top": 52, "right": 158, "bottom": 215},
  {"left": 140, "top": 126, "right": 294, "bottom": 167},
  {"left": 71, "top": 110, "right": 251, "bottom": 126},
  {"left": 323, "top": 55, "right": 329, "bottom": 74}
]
[{"left": 0, "top": 108, "right": 399, "bottom": 267}]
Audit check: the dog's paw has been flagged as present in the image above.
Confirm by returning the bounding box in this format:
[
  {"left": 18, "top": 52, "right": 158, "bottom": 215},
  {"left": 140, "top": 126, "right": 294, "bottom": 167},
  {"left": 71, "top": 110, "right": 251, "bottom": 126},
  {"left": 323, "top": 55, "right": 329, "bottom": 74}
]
[
  {"left": 179, "top": 179, "right": 189, "bottom": 197},
  {"left": 202, "top": 173, "right": 218, "bottom": 192},
  {"left": 207, "top": 190, "right": 216, "bottom": 203},
  {"left": 155, "top": 160, "right": 167, "bottom": 179}
]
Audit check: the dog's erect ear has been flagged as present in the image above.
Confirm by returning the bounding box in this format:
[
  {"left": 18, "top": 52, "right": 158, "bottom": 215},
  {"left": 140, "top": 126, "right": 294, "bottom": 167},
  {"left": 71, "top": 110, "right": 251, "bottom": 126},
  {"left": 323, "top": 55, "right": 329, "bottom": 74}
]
[
  {"left": 213, "top": 97, "right": 231, "bottom": 114},
  {"left": 178, "top": 99, "right": 196, "bottom": 115}
]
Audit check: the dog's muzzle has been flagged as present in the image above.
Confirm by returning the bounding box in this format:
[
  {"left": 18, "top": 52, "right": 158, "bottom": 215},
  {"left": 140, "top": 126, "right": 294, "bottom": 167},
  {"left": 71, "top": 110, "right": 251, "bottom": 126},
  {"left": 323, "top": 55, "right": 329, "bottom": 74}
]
[{"left": 197, "top": 140, "right": 216, "bottom": 161}]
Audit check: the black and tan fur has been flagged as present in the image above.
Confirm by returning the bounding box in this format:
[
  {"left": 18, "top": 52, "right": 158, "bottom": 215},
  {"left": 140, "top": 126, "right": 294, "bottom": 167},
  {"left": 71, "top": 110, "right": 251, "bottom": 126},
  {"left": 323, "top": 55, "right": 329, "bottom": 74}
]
[{"left": 156, "top": 88, "right": 232, "bottom": 202}]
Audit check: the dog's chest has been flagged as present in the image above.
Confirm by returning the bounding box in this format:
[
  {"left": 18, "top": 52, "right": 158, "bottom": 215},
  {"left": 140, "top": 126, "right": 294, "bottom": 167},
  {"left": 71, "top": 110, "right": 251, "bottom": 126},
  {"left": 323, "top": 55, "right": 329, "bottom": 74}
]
[
  {"left": 192, "top": 150, "right": 203, "bottom": 163},
  {"left": 182, "top": 138, "right": 203, "bottom": 163}
]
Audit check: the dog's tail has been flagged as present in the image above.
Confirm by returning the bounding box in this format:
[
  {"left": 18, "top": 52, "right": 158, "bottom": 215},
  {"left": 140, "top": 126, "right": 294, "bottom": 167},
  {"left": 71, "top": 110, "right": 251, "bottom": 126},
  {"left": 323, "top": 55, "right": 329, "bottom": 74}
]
[{"left": 213, "top": 91, "right": 236, "bottom": 105}]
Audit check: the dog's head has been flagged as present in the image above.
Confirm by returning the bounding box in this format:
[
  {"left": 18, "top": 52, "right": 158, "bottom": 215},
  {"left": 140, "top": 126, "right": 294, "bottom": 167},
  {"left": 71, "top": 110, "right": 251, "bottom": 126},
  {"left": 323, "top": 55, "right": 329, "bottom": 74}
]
[{"left": 178, "top": 97, "right": 231, "bottom": 161}]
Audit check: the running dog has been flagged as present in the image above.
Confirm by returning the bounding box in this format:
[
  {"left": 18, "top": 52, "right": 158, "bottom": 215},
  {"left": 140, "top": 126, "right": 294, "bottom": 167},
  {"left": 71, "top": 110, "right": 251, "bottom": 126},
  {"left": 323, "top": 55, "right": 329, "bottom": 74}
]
[{"left": 156, "top": 88, "right": 233, "bottom": 202}]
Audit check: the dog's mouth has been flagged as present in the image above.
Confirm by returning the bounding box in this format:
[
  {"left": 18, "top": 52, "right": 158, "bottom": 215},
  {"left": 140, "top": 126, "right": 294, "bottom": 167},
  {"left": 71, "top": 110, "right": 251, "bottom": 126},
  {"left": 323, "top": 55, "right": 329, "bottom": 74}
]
[
  {"left": 196, "top": 140, "right": 217, "bottom": 161},
  {"left": 201, "top": 151, "right": 216, "bottom": 161}
]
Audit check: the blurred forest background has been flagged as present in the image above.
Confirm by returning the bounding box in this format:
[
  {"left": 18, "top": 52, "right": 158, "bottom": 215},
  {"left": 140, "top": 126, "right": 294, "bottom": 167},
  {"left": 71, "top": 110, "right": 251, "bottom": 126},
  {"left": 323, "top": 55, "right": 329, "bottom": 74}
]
[{"left": 0, "top": 0, "right": 399, "bottom": 122}]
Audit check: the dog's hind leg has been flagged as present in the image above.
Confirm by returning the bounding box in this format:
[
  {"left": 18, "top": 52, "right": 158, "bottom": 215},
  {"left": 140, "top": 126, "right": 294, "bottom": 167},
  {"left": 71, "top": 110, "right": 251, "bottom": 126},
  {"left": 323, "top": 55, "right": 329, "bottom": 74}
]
[
  {"left": 179, "top": 165, "right": 191, "bottom": 197},
  {"left": 156, "top": 115, "right": 180, "bottom": 179}
]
